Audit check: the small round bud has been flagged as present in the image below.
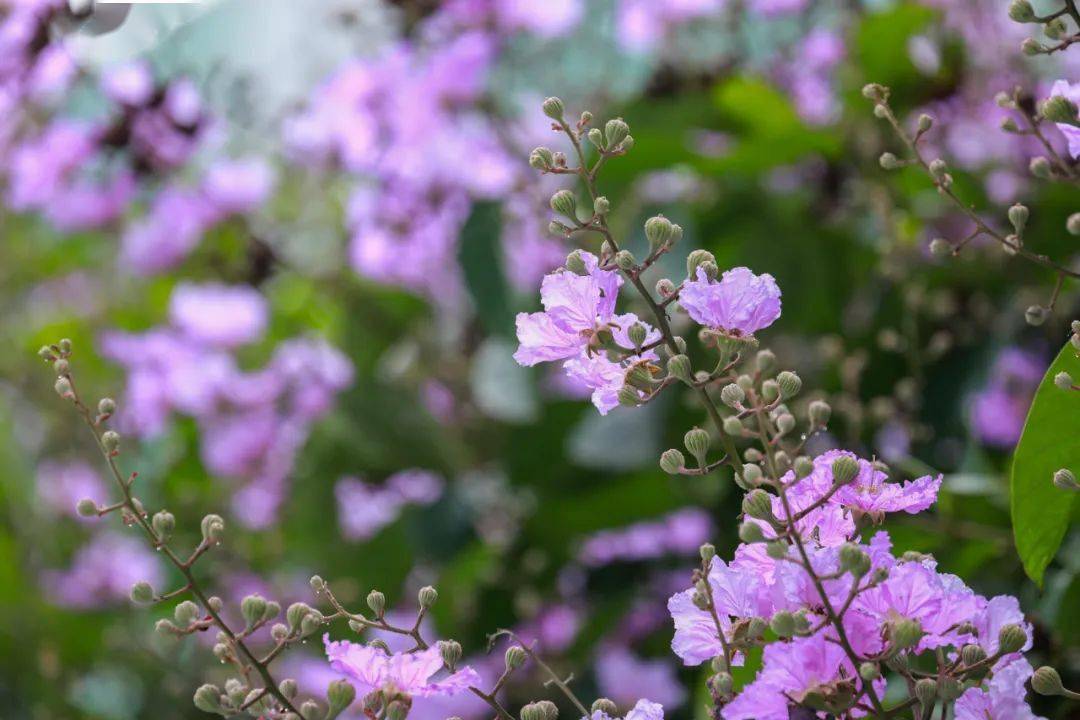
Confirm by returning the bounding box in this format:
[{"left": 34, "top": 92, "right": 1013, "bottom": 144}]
[
  {"left": 710, "top": 671, "right": 734, "bottom": 696},
  {"left": 917, "top": 113, "right": 933, "bottom": 132},
  {"left": 644, "top": 215, "right": 675, "bottom": 249},
  {"left": 915, "top": 678, "right": 937, "bottom": 704},
  {"left": 300, "top": 610, "right": 324, "bottom": 637},
  {"left": 761, "top": 379, "right": 779, "bottom": 402},
  {"left": 656, "top": 278, "right": 676, "bottom": 296},
  {"left": 587, "top": 127, "right": 605, "bottom": 150},
  {"left": 770, "top": 610, "right": 795, "bottom": 638},
  {"left": 765, "top": 540, "right": 788, "bottom": 559},
  {"left": 738, "top": 521, "right": 765, "bottom": 544},
  {"left": 720, "top": 383, "right": 745, "bottom": 408},
  {"left": 1030, "top": 156, "right": 1052, "bottom": 178},
  {"left": 1041, "top": 95, "right": 1079, "bottom": 124},
  {"left": 617, "top": 384, "right": 641, "bottom": 407},
  {"left": 605, "top": 117, "right": 630, "bottom": 148},
  {"left": 327, "top": 679, "right": 356, "bottom": 712},
  {"left": 271, "top": 623, "right": 288, "bottom": 641},
  {"left": 776, "top": 413, "right": 796, "bottom": 434},
  {"left": 175, "top": 600, "right": 200, "bottom": 626},
  {"left": 793, "top": 456, "right": 814, "bottom": 479},
  {"left": 151, "top": 510, "right": 175, "bottom": 539},
  {"left": 505, "top": 645, "right": 527, "bottom": 670},
  {"left": 879, "top": 152, "right": 900, "bottom": 170},
  {"left": 436, "top": 640, "right": 462, "bottom": 669},
  {"left": 859, "top": 662, "right": 880, "bottom": 681},
  {"left": 591, "top": 699, "right": 618, "bottom": 717},
  {"left": 54, "top": 376, "right": 73, "bottom": 399},
  {"left": 614, "top": 250, "right": 636, "bottom": 271},
  {"left": 363, "top": 589, "right": 385, "bottom": 618},
  {"left": 742, "top": 489, "right": 774, "bottom": 521},
  {"left": 1053, "top": 468, "right": 1079, "bottom": 492},
  {"left": 716, "top": 416, "right": 740, "bottom": 438},
  {"left": 667, "top": 354, "right": 692, "bottom": 383},
  {"left": 861, "top": 84, "right": 887, "bottom": 101},
  {"left": 1008, "top": 0, "right": 1036, "bottom": 22},
  {"left": 686, "top": 249, "right": 715, "bottom": 278},
  {"left": 208, "top": 596, "right": 223, "bottom": 612},
  {"left": 594, "top": 196, "right": 610, "bottom": 215},
  {"left": 242, "top": 594, "right": 268, "bottom": 627},
  {"left": 839, "top": 543, "right": 871, "bottom": 577},
  {"left": 301, "top": 699, "right": 326, "bottom": 720},
  {"left": 1055, "top": 372, "right": 1075, "bottom": 391},
  {"left": 193, "top": 684, "right": 223, "bottom": 713},
  {"left": 1025, "top": 304, "right": 1047, "bottom": 326},
  {"left": 740, "top": 463, "right": 763, "bottom": 487},
  {"left": 549, "top": 220, "right": 570, "bottom": 236},
  {"left": 960, "top": 644, "right": 987, "bottom": 667},
  {"left": 808, "top": 400, "right": 831, "bottom": 427},
  {"left": 76, "top": 498, "right": 98, "bottom": 517},
  {"left": 58, "top": 338, "right": 72, "bottom": 354},
  {"left": 542, "top": 97, "right": 565, "bottom": 120},
  {"left": 929, "top": 238, "right": 952, "bottom": 257},
  {"left": 53, "top": 358, "right": 69, "bottom": 376},
  {"left": 699, "top": 543, "right": 716, "bottom": 563},
  {"left": 201, "top": 514, "right": 225, "bottom": 544},
  {"left": 565, "top": 249, "right": 588, "bottom": 275},
  {"left": 697, "top": 260, "right": 718, "bottom": 280},
  {"left": 684, "top": 427, "right": 710, "bottom": 466},
  {"left": 550, "top": 190, "right": 577, "bottom": 219},
  {"left": 279, "top": 678, "right": 299, "bottom": 699},
  {"left": 890, "top": 618, "right": 924, "bottom": 650},
  {"left": 38, "top": 345, "right": 55, "bottom": 361},
  {"left": 1066, "top": 213, "right": 1080, "bottom": 236},
  {"left": 929, "top": 158, "right": 948, "bottom": 179},
  {"left": 130, "top": 581, "right": 154, "bottom": 604},
  {"left": 1031, "top": 666, "right": 1065, "bottom": 696},
  {"left": 286, "top": 602, "right": 311, "bottom": 631},
  {"left": 755, "top": 349, "right": 776, "bottom": 374},
  {"left": 1022, "top": 38, "right": 1045, "bottom": 56},
  {"left": 659, "top": 448, "right": 685, "bottom": 475},
  {"left": 831, "top": 455, "right": 860, "bottom": 485},
  {"left": 1008, "top": 203, "right": 1029, "bottom": 234},
  {"left": 997, "top": 623, "right": 1027, "bottom": 654},
  {"left": 418, "top": 585, "right": 438, "bottom": 609}
]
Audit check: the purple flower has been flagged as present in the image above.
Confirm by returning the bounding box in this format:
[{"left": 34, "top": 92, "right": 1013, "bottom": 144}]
[
  {"left": 679, "top": 267, "right": 781, "bottom": 337},
  {"left": 1049, "top": 80, "right": 1080, "bottom": 158},
  {"left": 954, "top": 658, "right": 1045, "bottom": 720},
  {"left": 969, "top": 348, "right": 1045, "bottom": 448},
  {"left": 336, "top": 471, "right": 444, "bottom": 541},
  {"left": 580, "top": 508, "right": 713, "bottom": 567},
  {"left": 324, "top": 635, "right": 480, "bottom": 697},
  {"left": 102, "top": 60, "right": 154, "bottom": 106},
  {"left": 168, "top": 282, "right": 269, "bottom": 349},
  {"left": 495, "top": 0, "right": 583, "bottom": 38},
  {"left": 36, "top": 460, "right": 107, "bottom": 520},
  {"left": 591, "top": 698, "right": 666, "bottom": 720},
  {"left": 120, "top": 187, "right": 219, "bottom": 275},
  {"left": 42, "top": 532, "right": 164, "bottom": 609},
  {"left": 722, "top": 634, "right": 855, "bottom": 720},
  {"left": 202, "top": 158, "right": 275, "bottom": 214},
  {"left": 595, "top": 646, "right": 685, "bottom": 711}
]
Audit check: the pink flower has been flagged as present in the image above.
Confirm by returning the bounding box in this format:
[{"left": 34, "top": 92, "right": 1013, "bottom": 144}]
[
  {"left": 324, "top": 635, "right": 480, "bottom": 697},
  {"left": 954, "top": 658, "right": 1044, "bottom": 720},
  {"left": 591, "top": 698, "right": 666, "bottom": 720},
  {"left": 1049, "top": 80, "right": 1080, "bottom": 158},
  {"left": 679, "top": 267, "right": 781, "bottom": 336},
  {"left": 202, "top": 158, "right": 276, "bottom": 214},
  {"left": 168, "top": 282, "right": 268, "bottom": 349}
]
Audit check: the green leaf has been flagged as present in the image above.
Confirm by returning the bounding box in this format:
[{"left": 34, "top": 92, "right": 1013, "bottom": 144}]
[
  {"left": 458, "top": 201, "right": 512, "bottom": 335},
  {"left": 1011, "top": 341, "right": 1080, "bottom": 586}
]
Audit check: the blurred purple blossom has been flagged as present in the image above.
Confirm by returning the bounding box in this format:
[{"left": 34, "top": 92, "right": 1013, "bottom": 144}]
[
  {"left": 36, "top": 460, "right": 107, "bottom": 521},
  {"left": 579, "top": 508, "right": 713, "bottom": 567},
  {"left": 595, "top": 645, "right": 686, "bottom": 711},
  {"left": 335, "top": 470, "right": 444, "bottom": 541},
  {"left": 969, "top": 348, "right": 1045, "bottom": 448},
  {"left": 42, "top": 532, "right": 164, "bottom": 609}
]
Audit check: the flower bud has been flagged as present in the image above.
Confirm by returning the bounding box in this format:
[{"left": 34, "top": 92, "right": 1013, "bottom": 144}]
[
  {"left": 1054, "top": 372, "right": 1074, "bottom": 391},
  {"left": 644, "top": 215, "right": 675, "bottom": 249},
  {"left": 152, "top": 510, "right": 175, "bottom": 539},
  {"left": 997, "top": 623, "right": 1027, "bottom": 654},
  {"left": 755, "top": 350, "right": 776, "bottom": 375},
  {"left": 418, "top": 585, "right": 438, "bottom": 609},
  {"left": 697, "top": 260, "right": 718, "bottom": 280},
  {"left": 529, "top": 147, "right": 554, "bottom": 170},
  {"left": 722, "top": 415, "right": 743, "bottom": 437},
  {"left": 776, "top": 413, "right": 796, "bottom": 434},
  {"left": 699, "top": 543, "right": 716, "bottom": 563},
  {"left": 765, "top": 540, "right": 788, "bottom": 559},
  {"left": 915, "top": 678, "right": 937, "bottom": 704},
  {"left": 76, "top": 498, "right": 98, "bottom": 517},
  {"left": 327, "top": 679, "right": 356, "bottom": 712},
  {"left": 271, "top": 623, "right": 288, "bottom": 641},
  {"left": 1031, "top": 666, "right": 1065, "bottom": 696},
  {"left": 438, "top": 640, "right": 462, "bottom": 669},
  {"left": 58, "top": 338, "right": 72, "bottom": 354},
  {"left": 917, "top": 113, "right": 933, "bottom": 132},
  {"left": 770, "top": 611, "right": 795, "bottom": 638},
  {"left": 300, "top": 609, "right": 324, "bottom": 637},
  {"left": 1029, "top": 156, "right": 1052, "bottom": 178},
  {"left": 666, "top": 354, "right": 692, "bottom": 384},
  {"left": 793, "top": 456, "right": 814, "bottom": 479},
  {"left": 615, "top": 250, "right": 636, "bottom": 270},
  {"left": 592, "top": 699, "right": 618, "bottom": 717},
  {"left": 242, "top": 594, "right": 268, "bottom": 627},
  {"left": 960, "top": 644, "right": 987, "bottom": 667},
  {"left": 659, "top": 448, "right": 685, "bottom": 475},
  {"left": 684, "top": 427, "right": 710, "bottom": 466},
  {"left": 859, "top": 662, "right": 879, "bottom": 681},
  {"left": 1041, "top": 95, "right": 1079, "bottom": 124},
  {"left": 879, "top": 152, "right": 900, "bottom": 170},
  {"left": 550, "top": 190, "right": 577, "bottom": 219},
  {"left": 542, "top": 97, "right": 565, "bottom": 120},
  {"left": 505, "top": 645, "right": 527, "bottom": 670},
  {"left": 278, "top": 678, "right": 299, "bottom": 699},
  {"left": 617, "top": 384, "right": 641, "bottom": 407},
  {"left": 761, "top": 379, "right": 779, "bottom": 402},
  {"left": 564, "top": 250, "right": 588, "bottom": 275},
  {"left": 890, "top": 618, "right": 924, "bottom": 650},
  {"left": 549, "top": 220, "right": 570, "bottom": 236},
  {"left": 201, "top": 514, "right": 225, "bottom": 544},
  {"left": 1022, "top": 38, "right": 1045, "bottom": 55},
  {"left": 1025, "top": 305, "right": 1047, "bottom": 326},
  {"left": 1067, "top": 212, "right": 1080, "bottom": 235},
  {"left": 174, "top": 600, "right": 199, "bottom": 626},
  {"left": 302, "top": 699, "right": 326, "bottom": 720},
  {"left": 594, "top": 196, "right": 610, "bottom": 215},
  {"left": 738, "top": 521, "right": 765, "bottom": 544},
  {"left": 710, "top": 671, "right": 734, "bottom": 696},
  {"left": 720, "top": 383, "right": 745, "bottom": 408},
  {"left": 130, "top": 581, "right": 154, "bottom": 604},
  {"left": 193, "top": 684, "right": 223, "bottom": 713},
  {"left": 53, "top": 358, "right": 69, "bottom": 376},
  {"left": 208, "top": 596, "right": 223, "bottom": 612},
  {"left": 686, "top": 249, "right": 715, "bottom": 278},
  {"left": 742, "top": 489, "right": 774, "bottom": 521},
  {"left": 839, "top": 544, "right": 870, "bottom": 577},
  {"left": 1008, "top": 0, "right": 1036, "bottom": 22},
  {"left": 831, "top": 455, "right": 860, "bottom": 485},
  {"left": 928, "top": 158, "right": 948, "bottom": 179},
  {"left": 587, "top": 127, "right": 605, "bottom": 149},
  {"left": 861, "top": 84, "right": 887, "bottom": 101},
  {"left": 287, "top": 602, "right": 312, "bottom": 631},
  {"left": 1008, "top": 203, "right": 1029, "bottom": 234},
  {"left": 605, "top": 118, "right": 630, "bottom": 148},
  {"left": 38, "top": 345, "right": 55, "bottom": 361},
  {"left": 1053, "top": 468, "right": 1079, "bottom": 491},
  {"left": 740, "top": 463, "right": 763, "bottom": 487},
  {"left": 656, "top": 278, "right": 676, "bottom": 296},
  {"left": 101, "top": 430, "right": 120, "bottom": 452}
]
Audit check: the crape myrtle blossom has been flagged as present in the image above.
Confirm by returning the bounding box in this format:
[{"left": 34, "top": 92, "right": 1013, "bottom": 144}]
[
  {"left": 1048, "top": 79, "right": 1080, "bottom": 158},
  {"left": 324, "top": 635, "right": 480, "bottom": 698},
  {"left": 955, "top": 658, "right": 1046, "bottom": 720},
  {"left": 579, "top": 507, "right": 713, "bottom": 567},
  {"left": 969, "top": 347, "right": 1045, "bottom": 448},
  {"left": 335, "top": 470, "right": 445, "bottom": 541},
  {"left": 679, "top": 266, "right": 781, "bottom": 338},
  {"left": 595, "top": 645, "right": 686, "bottom": 711},
  {"left": 514, "top": 251, "right": 662, "bottom": 414},
  {"left": 42, "top": 532, "right": 164, "bottom": 609},
  {"left": 589, "top": 698, "right": 666, "bottom": 720}
]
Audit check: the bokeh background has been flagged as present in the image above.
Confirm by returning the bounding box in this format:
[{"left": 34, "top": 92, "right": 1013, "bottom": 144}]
[{"left": 2, "top": 0, "right": 1079, "bottom": 718}]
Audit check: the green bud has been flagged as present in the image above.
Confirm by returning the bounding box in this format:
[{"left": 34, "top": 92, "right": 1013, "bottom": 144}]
[
  {"left": 929, "top": 238, "right": 952, "bottom": 257},
  {"left": 193, "top": 684, "right": 223, "bottom": 714},
  {"left": 742, "top": 489, "right": 774, "bottom": 521},
  {"left": 1030, "top": 155, "right": 1052, "bottom": 178},
  {"left": 1025, "top": 304, "right": 1047, "bottom": 326},
  {"left": 542, "top": 97, "right": 565, "bottom": 120},
  {"left": 1022, "top": 38, "right": 1045, "bottom": 55},
  {"left": 617, "top": 384, "right": 641, "bottom": 407},
  {"left": 1001, "top": 117, "right": 1020, "bottom": 133},
  {"left": 960, "top": 644, "right": 987, "bottom": 667},
  {"left": 594, "top": 196, "right": 610, "bottom": 215},
  {"left": 438, "top": 640, "right": 462, "bottom": 669},
  {"left": 644, "top": 215, "right": 675, "bottom": 249},
  {"left": 656, "top": 278, "right": 676, "bottom": 297},
  {"left": 997, "top": 623, "right": 1027, "bottom": 654},
  {"left": 326, "top": 679, "right": 355, "bottom": 713},
  {"left": 505, "top": 645, "right": 527, "bottom": 670},
  {"left": 37, "top": 345, "right": 55, "bottom": 362},
  {"left": 861, "top": 84, "right": 887, "bottom": 101},
  {"left": 699, "top": 543, "right": 716, "bottom": 563},
  {"left": 1008, "top": 0, "right": 1036, "bottom": 22},
  {"left": 587, "top": 127, "right": 605, "bottom": 150},
  {"left": 76, "top": 498, "right": 98, "bottom": 517},
  {"left": 890, "top": 618, "right": 924, "bottom": 650},
  {"left": 130, "top": 581, "right": 154, "bottom": 604},
  {"left": 755, "top": 349, "right": 777, "bottom": 374},
  {"left": 667, "top": 354, "right": 692, "bottom": 383},
  {"left": 929, "top": 158, "right": 948, "bottom": 179},
  {"left": 151, "top": 510, "right": 175, "bottom": 539},
  {"left": 770, "top": 610, "right": 796, "bottom": 638},
  {"left": 859, "top": 662, "right": 879, "bottom": 681},
  {"left": 528, "top": 147, "right": 554, "bottom": 170},
  {"left": 418, "top": 585, "right": 438, "bottom": 609},
  {"left": 53, "top": 358, "right": 69, "bottom": 375},
  {"left": 722, "top": 415, "right": 744, "bottom": 437},
  {"left": 1067, "top": 212, "right": 1080, "bottom": 235},
  {"left": 279, "top": 678, "right": 299, "bottom": 699},
  {"left": 710, "top": 671, "right": 734, "bottom": 696},
  {"left": 302, "top": 699, "right": 326, "bottom": 720},
  {"left": 686, "top": 249, "right": 715, "bottom": 278},
  {"left": 684, "top": 427, "right": 710, "bottom": 466},
  {"left": 720, "top": 383, "right": 745, "bottom": 408},
  {"left": 738, "top": 521, "right": 766, "bottom": 544},
  {"left": 776, "top": 413, "right": 796, "bottom": 434},
  {"left": 366, "top": 589, "right": 386, "bottom": 617},
  {"left": 879, "top": 152, "right": 900, "bottom": 170},
  {"left": 1053, "top": 468, "right": 1079, "bottom": 492},
  {"left": 915, "top": 678, "right": 937, "bottom": 705},
  {"left": 761, "top": 379, "right": 779, "bottom": 402},
  {"left": 740, "top": 463, "right": 763, "bottom": 487},
  {"left": 1041, "top": 95, "right": 1079, "bottom": 124},
  {"left": 242, "top": 594, "right": 268, "bottom": 627},
  {"left": 831, "top": 455, "right": 860, "bottom": 485},
  {"left": 591, "top": 699, "right": 618, "bottom": 717},
  {"left": 101, "top": 430, "right": 120, "bottom": 452},
  {"left": 746, "top": 616, "right": 767, "bottom": 639},
  {"left": 605, "top": 118, "right": 630, "bottom": 147},
  {"left": 1031, "top": 666, "right": 1065, "bottom": 696},
  {"left": 564, "top": 250, "right": 588, "bottom": 275},
  {"left": 765, "top": 540, "right": 788, "bottom": 559},
  {"left": 615, "top": 249, "right": 636, "bottom": 270},
  {"left": 300, "top": 610, "right": 324, "bottom": 638},
  {"left": 659, "top": 448, "right": 686, "bottom": 475},
  {"left": 175, "top": 600, "right": 199, "bottom": 626},
  {"left": 57, "top": 338, "right": 72, "bottom": 354},
  {"left": 697, "top": 260, "right": 718, "bottom": 280},
  {"left": 201, "top": 514, "right": 225, "bottom": 544},
  {"left": 1046, "top": 16, "right": 1068, "bottom": 39},
  {"left": 839, "top": 543, "right": 871, "bottom": 577},
  {"left": 793, "top": 456, "right": 814, "bottom": 479},
  {"left": 287, "top": 602, "right": 312, "bottom": 631},
  {"left": 550, "top": 190, "right": 577, "bottom": 219},
  {"left": 917, "top": 113, "right": 933, "bottom": 132},
  {"left": 549, "top": 220, "right": 571, "bottom": 236},
  {"left": 1008, "top": 203, "right": 1029, "bottom": 234}
]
